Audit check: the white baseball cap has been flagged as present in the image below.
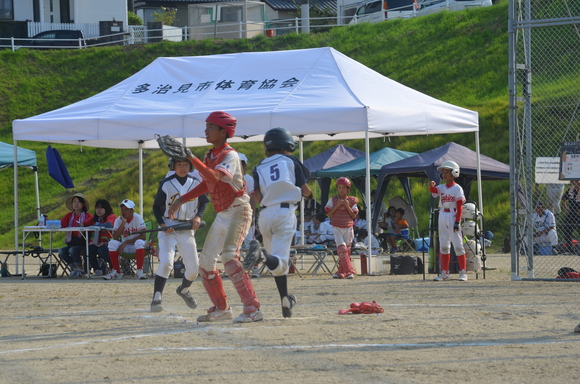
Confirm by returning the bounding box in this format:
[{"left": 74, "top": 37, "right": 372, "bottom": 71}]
[
  {"left": 238, "top": 153, "right": 248, "bottom": 164},
  {"left": 119, "top": 199, "right": 135, "bottom": 209}
]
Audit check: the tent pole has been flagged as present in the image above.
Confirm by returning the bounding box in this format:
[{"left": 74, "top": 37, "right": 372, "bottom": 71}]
[
  {"left": 139, "top": 142, "right": 143, "bottom": 216},
  {"left": 299, "top": 137, "right": 305, "bottom": 245},
  {"left": 365, "top": 132, "right": 372, "bottom": 274},
  {"left": 13, "top": 139, "right": 19, "bottom": 274},
  {"left": 35, "top": 167, "right": 42, "bottom": 248},
  {"left": 475, "top": 131, "right": 483, "bottom": 216}
]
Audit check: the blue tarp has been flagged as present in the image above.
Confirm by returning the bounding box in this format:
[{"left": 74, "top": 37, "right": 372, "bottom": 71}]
[{"left": 46, "top": 145, "right": 74, "bottom": 189}]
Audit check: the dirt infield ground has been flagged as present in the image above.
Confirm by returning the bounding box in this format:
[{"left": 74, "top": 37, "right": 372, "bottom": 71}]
[{"left": 1, "top": 253, "right": 579, "bottom": 384}]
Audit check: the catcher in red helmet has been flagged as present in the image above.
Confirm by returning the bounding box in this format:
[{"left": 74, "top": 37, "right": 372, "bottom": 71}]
[
  {"left": 168, "top": 111, "right": 263, "bottom": 323},
  {"left": 325, "top": 177, "right": 359, "bottom": 279}
]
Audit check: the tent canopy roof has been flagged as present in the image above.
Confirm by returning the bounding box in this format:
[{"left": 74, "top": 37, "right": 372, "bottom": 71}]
[
  {"left": 377, "top": 142, "right": 509, "bottom": 182},
  {"left": 317, "top": 147, "right": 417, "bottom": 178},
  {"left": 304, "top": 144, "right": 364, "bottom": 177},
  {"left": 0, "top": 141, "right": 36, "bottom": 169},
  {"left": 12, "top": 47, "right": 478, "bottom": 149}
]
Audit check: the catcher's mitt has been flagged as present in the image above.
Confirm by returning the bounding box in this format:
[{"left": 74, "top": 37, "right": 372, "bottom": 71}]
[
  {"left": 155, "top": 134, "right": 192, "bottom": 162},
  {"left": 338, "top": 301, "right": 384, "bottom": 315}
]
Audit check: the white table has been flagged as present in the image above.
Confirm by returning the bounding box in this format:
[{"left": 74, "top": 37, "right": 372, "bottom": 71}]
[{"left": 21, "top": 226, "right": 102, "bottom": 279}]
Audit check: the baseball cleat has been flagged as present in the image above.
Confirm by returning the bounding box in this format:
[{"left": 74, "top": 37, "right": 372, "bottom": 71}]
[
  {"left": 176, "top": 285, "right": 198, "bottom": 309},
  {"left": 242, "top": 240, "right": 263, "bottom": 272},
  {"left": 346, "top": 274, "right": 355, "bottom": 279},
  {"left": 281, "top": 295, "right": 297, "bottom": 318},
  {"left": 233, "top": 309, "right": 264, "bottom": 323},
  {"left": 135, "top": 269, "right": 148, "bottom": 280},
  {"left": 459, "top": 269, "right": 468, "bottom": 281},
  {"left": 150, "top": 299, "right": 164, "bottom": 312},
  {"left": 103, "top": 270, "right": 123, "bottom": 280},
  {"left": 251, "top": 266, "right": 261, "bottom": 278},
  {"left": 433, "top": 271, "right": 449, "bottom": 281},
  {"left": 197, "top": 306, "right": 233, "bottom": 322}
]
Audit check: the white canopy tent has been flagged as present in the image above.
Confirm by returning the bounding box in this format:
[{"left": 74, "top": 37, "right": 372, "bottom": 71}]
[{"left": 13, "top": 47, "right": 481, "bottom": 272}]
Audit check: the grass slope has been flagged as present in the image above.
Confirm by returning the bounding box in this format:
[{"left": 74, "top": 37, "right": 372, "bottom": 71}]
[{"left": 0, "top": 1, "right": 516, "bottom": 249}]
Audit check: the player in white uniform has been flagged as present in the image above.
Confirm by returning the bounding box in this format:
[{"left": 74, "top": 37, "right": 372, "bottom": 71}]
[
  {"left": 243, "top": 127, "right": 312, "bottom": 318},
  {"left": 168, "top": 111, "right": 262, "bottom": 324},
  {"left": 430, "top": 160, "right": 468, "bottom": 281},
  {"left": 150, "top": 158, "right": 209, "bottom": 312},
  {"left": 103, "top": 199, "right": 147, "bottom": 280},
  {"left": 238, "top": 153, "right": 261, "bottom": 278}
]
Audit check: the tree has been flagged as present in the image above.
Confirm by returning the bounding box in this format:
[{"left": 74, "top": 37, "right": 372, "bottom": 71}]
[
  {"left": 153, "top": 7, "right": 179, "bottom": 26},
  {"left": 128, "top": 11, "right": 143, "bottom": 26}
]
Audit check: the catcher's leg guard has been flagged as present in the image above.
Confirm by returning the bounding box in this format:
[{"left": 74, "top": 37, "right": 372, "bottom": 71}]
[
  {"left": 337, "top": 244, "right": 356, "bottom": 276},
  {"left": 199, "top": 268, "right": 228, "bottom": 310},
  {"left": 135, "top": 248, "right": 145, "bottom": 270},
  {"left": 109, "top": 250, "right": 120, "bottom": 273},
  {"left": 224, "top": 260, "right": 260, "bottom": 314}
]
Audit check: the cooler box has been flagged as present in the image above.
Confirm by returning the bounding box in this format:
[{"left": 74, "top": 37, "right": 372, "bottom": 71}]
[
  {"left": 414, "top": 237, "right": 430, "bottom": 252},
  {"left": 537, "top": 243, "right": 552, "bottom": 255},
  {"left": 400, "top": 229, "right": 410, "bottom": 239}
]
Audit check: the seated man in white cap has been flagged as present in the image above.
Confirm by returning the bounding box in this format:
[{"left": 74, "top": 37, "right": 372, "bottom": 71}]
[
  {"left": 532, "top": 201, "right": 558, "bottom": 250},
  {"left": 103, "top": 199, "right": 147, "bottom": 280}
]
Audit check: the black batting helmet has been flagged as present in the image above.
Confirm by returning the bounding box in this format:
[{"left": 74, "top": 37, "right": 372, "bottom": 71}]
[{"left": 264, "top": 127, "right": 296, "bottom": 153}]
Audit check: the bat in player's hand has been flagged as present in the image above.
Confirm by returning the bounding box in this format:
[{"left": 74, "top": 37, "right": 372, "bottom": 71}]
[{"left": 129, "top": 221, "right": 206, "bottom": 235}]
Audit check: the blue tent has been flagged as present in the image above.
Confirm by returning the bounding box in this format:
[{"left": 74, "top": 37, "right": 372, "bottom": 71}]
[
  {"left": 0, "top": 141, "right": 36, "bottom": 169},
  {"left": 304, "top": 144, "right": 364, "bottom": 177},
  {"left": 1, "top": 141, "right": 40, "bottom": 252},
  {"left": 312, "top": 147, "right": 417, "bottom": 210},
  {"left": 372, "top": 142, "right": 510, "bottom": 229}
]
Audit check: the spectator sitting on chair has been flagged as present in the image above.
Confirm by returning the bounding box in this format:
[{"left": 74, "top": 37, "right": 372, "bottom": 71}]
[
  {"left": 353, "top": 209, "right": 367, "bottom": 237},
  {"left": 295, "top": 209, "right": 314, "bottom": 245},
  {"left": 355, "top": 229, "right": 381, "bottom": 255},
  {"left": 532, "top": 201, "right": 558, "bottom": 249},
  {"left": 308, "top": 212, "right": 334, "bottom": 245},
  {"left": 387, "top": 208, "right": 409, "bottom": 254},
  {"left": 378, "top": 205, "right": 396, "bottom": 249},
  {"left": 103, "top": 199, "right": 147, "bottom": 280},
  {"left": 59, "top": 193, "right": 94, "bottom": 278},
  {"left": 88, "top": 199, "right": 117, "bottom": 277}
]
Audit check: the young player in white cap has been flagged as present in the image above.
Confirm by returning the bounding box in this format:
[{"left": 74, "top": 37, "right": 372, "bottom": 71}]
[
  {"left": 168, "top": 111, "right": 262, "bottom": 323},
  {"left": 150, "top": 158, "right": 209, "bottom": 312},
  {"left": 243, "top": 127, "right": 312, "bottom": 318},
  {"left": 429, "top": 160, "right": 468, "bottom": 281},
  {"left": 103, "top": 199, "right": 147, "bottom": 280}
]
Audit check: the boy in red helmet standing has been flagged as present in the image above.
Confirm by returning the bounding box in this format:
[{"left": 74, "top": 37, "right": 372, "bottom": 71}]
[
  {"left": 168, "top": 111, "right": 262, "bottom": 323},
  {"left": 325, "top": 177, "right": 359, "bottom": 279},
  {"left": 430, "top": 160, "right": 468, "bottom": 282}
]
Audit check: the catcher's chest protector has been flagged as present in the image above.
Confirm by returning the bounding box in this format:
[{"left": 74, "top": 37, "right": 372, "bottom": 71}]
[
  {"left": 204, "top": 146, "right": 245, "bottom": 213},
  {"left": 330, "top": 195, "right": 357, "bottom": 228}
]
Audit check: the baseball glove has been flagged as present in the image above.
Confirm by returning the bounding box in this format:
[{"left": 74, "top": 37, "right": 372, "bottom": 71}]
[{"left": 155, "top": 134, "right": 192, "bottom": 162}]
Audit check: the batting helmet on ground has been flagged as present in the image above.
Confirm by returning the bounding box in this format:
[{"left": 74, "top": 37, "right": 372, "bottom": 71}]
[
  {"left": 206, "top": 111, "right": 237, "bottom": 138},
  {"left": 437, "top": 160, "right": 460, "bottom": 178},
  {"left": 264, "top": 127, "right": 296, "bottom": 152}
]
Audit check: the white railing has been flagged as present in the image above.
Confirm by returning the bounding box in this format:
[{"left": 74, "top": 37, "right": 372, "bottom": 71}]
[
  {"left": 0, "top": 2, "right": 493, "bottom": 51},
  {"left": 28, "top": 22, "right": 100, "bottom": 39}
]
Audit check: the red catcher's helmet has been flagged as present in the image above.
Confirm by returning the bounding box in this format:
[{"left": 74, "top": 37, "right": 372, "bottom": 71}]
[
  {"left": 206, "top": 111, "right": 237, "bottom": 138},
  {"left": 336, "top": 177, "right": 351, "bottom": 188}
]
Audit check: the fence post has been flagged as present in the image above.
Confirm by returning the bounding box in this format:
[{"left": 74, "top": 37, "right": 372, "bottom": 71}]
[
  {"left": 11, "top": 37, "right": 15, "bottom": 51},
  {"left": 295, "top": 17, "right": 299, "bottom": 34}
]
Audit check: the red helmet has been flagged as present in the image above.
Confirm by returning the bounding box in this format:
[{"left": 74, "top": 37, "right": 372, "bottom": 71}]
[
  {"left": 206, "top": 111, "right": 237, "bottom": 138},
  {"left": 336, "top": 177, "right": 351, "bottom": 188}
]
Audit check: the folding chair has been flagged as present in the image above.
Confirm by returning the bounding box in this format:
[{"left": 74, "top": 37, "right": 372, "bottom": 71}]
[{"left": 120, "top": 220, "right": 155, "bottom": 277}]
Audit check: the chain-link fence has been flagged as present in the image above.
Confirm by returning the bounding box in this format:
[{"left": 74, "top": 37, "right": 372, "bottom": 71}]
[{"left": 509, "top": 0, "right": 580, "bottom": 279}]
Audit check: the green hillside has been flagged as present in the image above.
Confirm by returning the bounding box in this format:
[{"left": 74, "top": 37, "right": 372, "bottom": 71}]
[{"left": 0, "top": 1, "right": 515, "bottom": 249}]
